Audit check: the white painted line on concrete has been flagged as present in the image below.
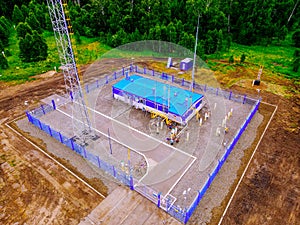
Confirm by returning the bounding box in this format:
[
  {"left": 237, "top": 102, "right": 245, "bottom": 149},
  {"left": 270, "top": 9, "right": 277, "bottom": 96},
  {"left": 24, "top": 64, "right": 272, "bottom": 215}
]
[
  {"left": 164, "top": 156, "right": 197, "bottom": 197},
  {"left": 217, "top": 103, "right": 278, "bottom": 225},
  {"left": 5, "top": 121, "right": 106, "bottom": 199},
  {"left": 70, "top": 101, "right": 196, "bottom": 159},
  {"left": 57, "top": 104, "right": 198, "bottom": 193},
  {"left": 56, "top": 108, "right": 151, "bottom": 181}
]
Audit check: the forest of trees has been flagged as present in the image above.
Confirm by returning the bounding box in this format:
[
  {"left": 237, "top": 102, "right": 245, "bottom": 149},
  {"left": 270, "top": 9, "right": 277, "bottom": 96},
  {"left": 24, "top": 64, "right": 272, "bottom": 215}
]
[{"left": 0, "top": 0, "right": 299, "bottom": 71}]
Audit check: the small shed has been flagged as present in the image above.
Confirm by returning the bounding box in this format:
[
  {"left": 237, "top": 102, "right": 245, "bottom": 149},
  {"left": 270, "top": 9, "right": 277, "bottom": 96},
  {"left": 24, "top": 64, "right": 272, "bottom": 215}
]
[{"left": 180, "top": 58, "right": 193, "bottom": 71}]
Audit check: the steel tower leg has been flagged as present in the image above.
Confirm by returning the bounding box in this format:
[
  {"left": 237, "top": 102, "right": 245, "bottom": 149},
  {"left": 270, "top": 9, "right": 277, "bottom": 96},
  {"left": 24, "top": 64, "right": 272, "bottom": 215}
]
[{"left": 46, "top": 0, "right": 92, "bottom": 144}]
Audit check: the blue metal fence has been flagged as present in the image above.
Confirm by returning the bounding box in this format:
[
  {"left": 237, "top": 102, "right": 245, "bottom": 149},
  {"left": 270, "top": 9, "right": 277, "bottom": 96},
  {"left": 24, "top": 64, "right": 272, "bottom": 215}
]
[
  {"left": 82, "top": 65, "right": 258, "bottom": 108},
  {"left": 26, "top": 65, "right": 260, "bottom": 224},
  {"left": 26, "top": 112, "right": 132, "bottom": 188},
  {"left": 184, "top": 99, "right": 260, "bottom": 223},
  {"left": 168, "top": 204, "right": 186, "bottom": 222}
]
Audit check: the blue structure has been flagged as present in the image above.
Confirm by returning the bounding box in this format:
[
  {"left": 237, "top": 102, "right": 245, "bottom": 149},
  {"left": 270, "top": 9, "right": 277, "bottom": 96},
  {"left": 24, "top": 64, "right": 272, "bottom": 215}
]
[
  {"left": 112, "top": 75, "right": 203, "bottom": 125},
  {"left": 180, "top": 58, "right": 193, "bottom": 71},
  {"left": 26, "top": 65, "right": 260, "bottom": 224}
]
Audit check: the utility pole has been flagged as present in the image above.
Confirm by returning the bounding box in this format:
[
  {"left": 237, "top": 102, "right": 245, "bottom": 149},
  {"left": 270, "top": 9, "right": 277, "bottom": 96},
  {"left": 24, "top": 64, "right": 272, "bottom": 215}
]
[{"left": 191, "top": 15, "right": 200, "bottom": 92}]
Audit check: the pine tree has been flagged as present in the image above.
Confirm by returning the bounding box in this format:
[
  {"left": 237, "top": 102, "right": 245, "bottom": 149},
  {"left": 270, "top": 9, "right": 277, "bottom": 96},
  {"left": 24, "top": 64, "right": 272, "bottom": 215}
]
[
  {"left": 0, "top": 16, "right": 10, "bottom": 36},
  {"left": 16, "top": 22, "right": 33, "bottom": 39},
  {"left": 167, "top": 22, "right": 177, "bottom": 43},
  {"left": 178, "top": 32, "right": 195, "bottom": 51},
  {"left": 21, "top": 4, "right": 29, "bottom": 19},
  {"left": 32, "top": 31, "right": 48, "bottom": 61},
  {"left": 19, "top": 34, "right": 33, "bottom": 62},
  {"left": 111, "top": 29, "right": 127, "bottom": 47},
  {"left": 12, "top": 5, "right": 25, "bottom": 25},
  {"left": 129, "top": 28, "right": 142, "bottom": 42},
  {"left": 205, "top": 29, "right": 220, "bottom": 54},
  {"left": 19, "top": 31, "right": 48, "bottom": 62},
  {"left": 240, "top": 53, "right": 246, "bottom": 63},
  {"left": 35, "top": 6, "right": 46, "bottom": 29},
  {"left": 26, "top": 12, "right": 42, "bottom": 34},
  {"left": 45, "top": 13, "right": 53, "bottom": 31}
]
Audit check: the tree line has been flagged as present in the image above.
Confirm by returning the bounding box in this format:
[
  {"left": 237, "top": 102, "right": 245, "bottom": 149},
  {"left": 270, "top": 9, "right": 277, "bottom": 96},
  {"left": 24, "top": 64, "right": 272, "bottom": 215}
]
[
  {"left": 0, "top": 0, "right": 49, "bottom": 68},
  {"left": 0, "top": 0, "right": 299, "bottom": 72}
]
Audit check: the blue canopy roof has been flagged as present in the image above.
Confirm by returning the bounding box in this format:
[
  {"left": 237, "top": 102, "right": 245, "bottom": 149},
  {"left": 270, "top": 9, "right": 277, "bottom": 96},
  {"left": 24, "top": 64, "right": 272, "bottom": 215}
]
[{"left": 113, "top": 75, "right": 203, "bottom": 116}]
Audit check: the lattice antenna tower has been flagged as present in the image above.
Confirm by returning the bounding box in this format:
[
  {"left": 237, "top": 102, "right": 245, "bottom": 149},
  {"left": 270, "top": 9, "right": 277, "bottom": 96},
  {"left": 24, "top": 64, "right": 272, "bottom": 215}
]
[{"left": 46, "top": 0, "right": 92, "bottom": 144}]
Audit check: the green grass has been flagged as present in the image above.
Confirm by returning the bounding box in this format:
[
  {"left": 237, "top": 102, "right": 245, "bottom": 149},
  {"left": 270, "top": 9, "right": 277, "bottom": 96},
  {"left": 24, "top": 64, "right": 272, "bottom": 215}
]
[
  {"left": 1, "top": 30, "right": 299, "bottom": 83},
  {"left": 0, "top": 30, "right": 111, "bottom": 83},
  {"left": 208, "top": 36, "right": 299, "bottom": 80}
]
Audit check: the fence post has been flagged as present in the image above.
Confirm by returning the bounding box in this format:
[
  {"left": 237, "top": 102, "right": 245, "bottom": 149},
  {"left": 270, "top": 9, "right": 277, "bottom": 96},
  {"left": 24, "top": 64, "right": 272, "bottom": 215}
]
[
  {"left": 130, "top": 176, "right": 134, "bottom": 190},
  {"left": 243, "top": 94, "right": 247, "bottom": 104},
  {"left": 182, "top": 78, "right": 185, "bottom": 86},
  {"left": 59, "top": 132, "right": 63, "bottom": 143},
  {"left": 197, "top": 190, "right": 201, "bottom": 204},
  {"left": 83, "top": 148, "right": 87, "bottom": 158},
  {"left": 184, "top": 211, "right": 189, "bottom": 224},
  {"left": 51, "top": 100, "right": 56, "bottom": 110},
  {"left": 135, "top": 65, "right": 138, "bottom": 72},
  {"left": 229, "top": 91, "right": 232, "bottom": 100},
  {"left": 152, "top": 69, "right": 154, "bottom": 76},
  {"left": 38, "top": 120, "right": 43, "bottom": 130},
  {"left": 71, "top": 139, "right": 75, "bottom": 151},
  {"left": 204, "top": 84, "right": 207, "bottom": 92},
  {"left": 157, "top": 192, "right": 161, "bottom": 208},
  {"left": 70, "top": 91, "right": 73, "bottom": 101},
  {"left": 41, "top": 105, "right": 46, "bottom": 115},
  {"left": 86, "top": 84, "right": 89, "bottom": 93},
  {"left": 48, "top": 125, "right": 53, "bottom": 137},
  {"left": 130, "top": 64, "right": 133, "bottom": 72},
  {"left": 96, "top": 79, "right": 99, "bottom": 88},
  {"left": 216, "top": 88, "right": 219, "bottom": 96},
  {"left": 114, "top": 72, "right": 117, "bottom": 80},
  {"left": 97, "top": 156, "right": 101, "bottom": 168},
  {"left": 122, "top": 67, "right": 125, "bottom": 75},
  {"left": 26, "top": 111, "right": 32, "bottom": 123},
  {"left": 208, "top": 174, "right": 212, "bottom": 185},
  {"left": 172, "top": 75, "right": 174, "bottom": 83}
]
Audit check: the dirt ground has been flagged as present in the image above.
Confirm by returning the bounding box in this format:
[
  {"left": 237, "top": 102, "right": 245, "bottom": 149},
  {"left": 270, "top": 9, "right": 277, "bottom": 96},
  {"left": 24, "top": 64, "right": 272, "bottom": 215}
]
[
  {"left": 220, "top": 86, "right": 300, "bottom": 225},
  {"left": 211, "top": 65, "right": 300, "bottom": 225},
  {"left": 0, "top": 73, "right": 107, "bottom": 224},
  {"left": 0, "top": 58, "right": 299, "bottom": 224}
]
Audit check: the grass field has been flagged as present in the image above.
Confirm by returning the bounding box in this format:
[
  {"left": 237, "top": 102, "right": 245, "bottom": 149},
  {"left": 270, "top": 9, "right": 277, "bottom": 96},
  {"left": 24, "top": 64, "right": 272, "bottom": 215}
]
[
  {"left": 0, "top": 30, "right": 298, "bottom": 85},
  {"left": 0, "top": 30, "right": 111, "bottom": 83},
  {"left": 207, "top": 33, "right": 299, "bottom": 81}
]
